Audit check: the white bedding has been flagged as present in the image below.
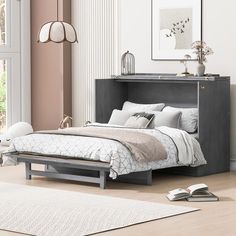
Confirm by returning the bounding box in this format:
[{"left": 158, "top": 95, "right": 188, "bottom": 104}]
[
  {"left": 3, "top": 124, "right": 206, "bottom": 179},
  {"left": 158, "top": 126, "right": 205, "bottom": 167}
]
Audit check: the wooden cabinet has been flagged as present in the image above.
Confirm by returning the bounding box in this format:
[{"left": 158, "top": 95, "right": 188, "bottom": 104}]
[{"left": 96, "top": 74, "right": 230, "bottom": 176}]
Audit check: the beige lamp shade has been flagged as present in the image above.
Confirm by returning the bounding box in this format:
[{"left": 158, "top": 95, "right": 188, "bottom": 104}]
[{"left": 38, "top": 21, "right": 78, "bottom": 43}]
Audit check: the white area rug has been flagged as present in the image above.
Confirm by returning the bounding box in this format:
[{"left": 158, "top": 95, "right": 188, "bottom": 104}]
[{"left": 0, "top": 183, "right": 198, "bottom": 236}]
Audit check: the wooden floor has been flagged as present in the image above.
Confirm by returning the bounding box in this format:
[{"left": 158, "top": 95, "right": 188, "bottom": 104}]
[{"left": 0, "top": 164, "right": 236, "bottom": 236}]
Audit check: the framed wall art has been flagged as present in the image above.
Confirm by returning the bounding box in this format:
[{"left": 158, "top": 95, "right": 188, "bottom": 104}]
[{"left": 152, "top": 0, "right": 202, "bottom": 60}]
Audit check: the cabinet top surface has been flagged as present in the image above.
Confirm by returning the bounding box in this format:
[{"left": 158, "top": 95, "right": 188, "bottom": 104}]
[{"left": 112, "top": 74, "right": 230, "bottom": 83}]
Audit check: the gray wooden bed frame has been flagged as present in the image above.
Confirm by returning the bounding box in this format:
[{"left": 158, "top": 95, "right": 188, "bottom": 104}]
[{"left": 10, "top": 74, "right": 230, "bottom": 188}]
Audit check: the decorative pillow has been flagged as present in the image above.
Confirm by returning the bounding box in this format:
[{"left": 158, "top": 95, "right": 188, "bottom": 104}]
[
  {"left": 149, "top": 111, "right": 182, "bottom": 129},
  {"left": 108, "top": 109, "right": 133, "bottom": 125},
  {"left": 163, "top": 106, "right": 198, "bottom": 133},
  {"left": 122, "top": 101, "right": 165, "bottom": 112},
  {"left": 124, "top": 112, "right": 154, "bottom": 128}
]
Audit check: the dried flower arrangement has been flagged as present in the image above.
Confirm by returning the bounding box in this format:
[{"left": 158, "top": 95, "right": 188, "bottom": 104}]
[{"left": 191, "top": 41, "right": 214, "bottom": 64}]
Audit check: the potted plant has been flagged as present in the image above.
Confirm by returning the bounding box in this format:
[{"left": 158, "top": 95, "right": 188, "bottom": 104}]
[{"left": 191, "top": 41, "right": 214, "bottom": 76}]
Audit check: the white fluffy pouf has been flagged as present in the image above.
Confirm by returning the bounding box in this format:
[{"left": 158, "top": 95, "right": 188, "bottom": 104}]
[{"left": 0, "top": 122, "right": 33, "bottom": 146}]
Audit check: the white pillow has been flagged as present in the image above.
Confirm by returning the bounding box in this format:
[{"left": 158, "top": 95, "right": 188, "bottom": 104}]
[
  {"left": 108, "top": 109, "right": 133, "bottom": 125},
  {"left": 163, "top": 106, "right": 198, "bottom": 133},
  {"left": 149, "top": 111, "right": 182, "bottom": 129},
  {"left": 122, "top": 101, "right": 165, "bottom": 112}
]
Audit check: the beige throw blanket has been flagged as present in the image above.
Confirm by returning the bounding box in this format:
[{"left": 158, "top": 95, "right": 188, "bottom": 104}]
[{"left": 39, "top": 127, "right": 167, "bottom": 163}]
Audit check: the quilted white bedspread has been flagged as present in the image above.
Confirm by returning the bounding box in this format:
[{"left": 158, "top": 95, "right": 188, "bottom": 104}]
[{"left": 4, "top": 125, "right": 206, "bottom": 179}]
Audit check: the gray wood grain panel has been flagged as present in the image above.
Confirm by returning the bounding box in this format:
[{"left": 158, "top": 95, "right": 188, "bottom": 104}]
[
  {"left": 25, "top": 163, "right": 32, "bottom": 180},
  {"left": 198, "top": 79, "right": 230, "bottom": 174},
  {"left": 168, "top": 79, "right": 230, "bottom": 176},
  {"left": 114, "top": 74, "right": 229, "bottom": 81},
  {"left": 15, "top": 154, "right": 110, "bottom": 170},
  {"left": 29, "top": 170, "right": 102, "bottom": 184},
  {"left": 49, "top": 165, "right": 152, "bottom": 186},
  {"left": 111, "top": 170, "right": 152, "bottom": 185},
  {"left": 14, "top": 154, "right": 110, "bottom": 189},
  {"left": 95, "top": 77, "right": 230, "bottom": 177},
  {"left": 127, "top": 82, "right": 198, "bottom": 106},
  {"left": 96, "top": 79, "right": 127, "bottom": 123}
]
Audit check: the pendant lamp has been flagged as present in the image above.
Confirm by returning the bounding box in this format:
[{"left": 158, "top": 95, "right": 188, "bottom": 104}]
[{"left": 38, "top": 0, "right": 78, "bottom": 43}]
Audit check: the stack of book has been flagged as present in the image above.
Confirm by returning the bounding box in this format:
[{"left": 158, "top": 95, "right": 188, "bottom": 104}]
[{"left": 167, "top": 183, "right": 219, "bottom": 202}]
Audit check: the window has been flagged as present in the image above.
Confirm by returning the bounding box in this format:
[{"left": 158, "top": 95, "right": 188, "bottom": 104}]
[
  {"left": 0, "top": 59, "right": 6, "bottom": 132},
  {"left": 0, "top": 0, "right": 22, "bottom": 132},
  {"left": 0, "top": 0, "right": 6, "bottom": 132},
  {"left": 0, "top": 0, "right": 6, "bottom": 45}
]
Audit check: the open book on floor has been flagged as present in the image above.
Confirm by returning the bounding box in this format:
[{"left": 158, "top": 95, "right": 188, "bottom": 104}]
[{"left": 167, "top": 183, "right": 219, "bottom": 202}]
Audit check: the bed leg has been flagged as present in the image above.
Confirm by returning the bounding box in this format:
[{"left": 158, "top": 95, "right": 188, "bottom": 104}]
[
  {"left": 146, "top": 170, "right": 152, "bottom": 185},
  {"left": 100, "top": 170, "right": 107, "bottom": 189},
  {"left": 25, "top": 162, "right": 32, "bottom": 180}
]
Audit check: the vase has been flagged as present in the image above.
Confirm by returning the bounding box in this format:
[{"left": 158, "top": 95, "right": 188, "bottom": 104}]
[{"left": 197, "top": 63, "right": 205, "bottom": 76}]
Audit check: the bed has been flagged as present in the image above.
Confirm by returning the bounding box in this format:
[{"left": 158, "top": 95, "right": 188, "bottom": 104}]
[
  {"left": 4, "top": 124, "right": 205, "bottom": 188},
  {"left": 3, "top": 74, "right": 230, "bottom": 188}
]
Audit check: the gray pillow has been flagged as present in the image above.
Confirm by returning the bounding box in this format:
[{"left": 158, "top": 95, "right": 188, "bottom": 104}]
[
  {"left": 108, "top": 109, "right": 133, "bottom": 125},
  {"left": 163, "top": 106, "right": 198, "bottom": 133},
  {"left": 125, "top": 112, "right": 154, "bottom": 129},
  {"left": 149, "top": 111, "right": 181, "bottom": 129},
  {"left": 122, "top": 101, "right": 165, "bottom": 112}
]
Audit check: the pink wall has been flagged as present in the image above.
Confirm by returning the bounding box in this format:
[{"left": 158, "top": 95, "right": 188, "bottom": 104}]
[{"left": 31, "top": 0, "right": 71, "bottom": 131}]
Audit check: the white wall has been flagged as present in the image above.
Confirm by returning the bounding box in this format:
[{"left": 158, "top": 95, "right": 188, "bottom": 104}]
[
  {"left": 120, "top": 0, "right": 236, "bottom": 75},
  {"left": 72, "top": 0, "right": 236, "bottom": 161},
  {"left": 120, "top": 0, "right": 236, "bottom": 161},
  {"left": 72, "top": 0, "right": 119, "bottom": 126}
]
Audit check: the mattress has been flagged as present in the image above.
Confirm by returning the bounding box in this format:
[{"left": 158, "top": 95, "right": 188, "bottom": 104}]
[{"left": 6, "top": 125, "right": 206, "bottom": 179}]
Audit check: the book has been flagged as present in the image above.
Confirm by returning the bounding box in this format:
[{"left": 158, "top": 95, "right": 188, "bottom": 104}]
[{"left": 167, "top": 183, "right": 219, "bottom": 202}]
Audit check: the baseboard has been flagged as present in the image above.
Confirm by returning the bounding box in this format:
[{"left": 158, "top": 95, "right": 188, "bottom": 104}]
[{"left": 230, "top": 160, "right": 236, "bottom": 171}]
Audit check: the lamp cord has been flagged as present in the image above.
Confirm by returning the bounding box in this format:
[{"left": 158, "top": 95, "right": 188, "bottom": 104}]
[{"left": 57, "top": 0, "right": 59, "bottom": 21}]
